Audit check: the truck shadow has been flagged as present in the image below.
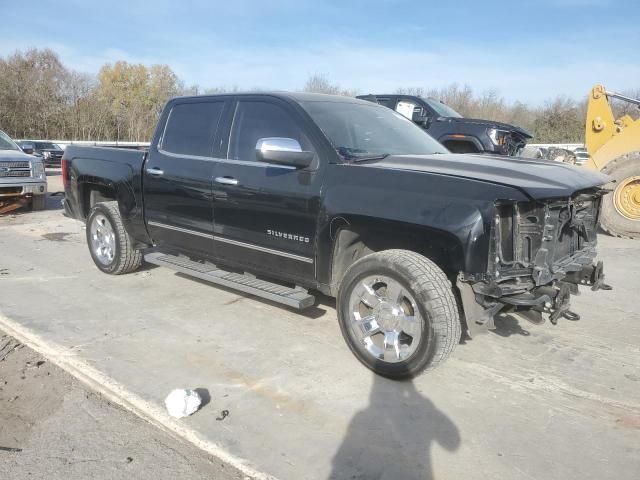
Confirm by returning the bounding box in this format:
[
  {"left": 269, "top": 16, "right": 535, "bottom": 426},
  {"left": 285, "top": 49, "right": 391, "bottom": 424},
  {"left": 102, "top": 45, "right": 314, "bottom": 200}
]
[
  {"left": 491, "top": 313, "right": 531, "bottom": 337},
  {"left": 329, "top": 374, "right": 461, "bottom": 480},
  {"left": 174, "top": 273, "right": 332, "bottom": 319},
  {"left": 45, "top": 193, "right": 63, "bottom": 210}
]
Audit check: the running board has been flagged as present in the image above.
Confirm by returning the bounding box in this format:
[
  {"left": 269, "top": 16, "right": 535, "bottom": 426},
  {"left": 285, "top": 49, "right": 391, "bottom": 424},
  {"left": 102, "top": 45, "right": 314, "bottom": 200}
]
[{"left": 144, "top": 252, "right": 315, "bottom": 309}]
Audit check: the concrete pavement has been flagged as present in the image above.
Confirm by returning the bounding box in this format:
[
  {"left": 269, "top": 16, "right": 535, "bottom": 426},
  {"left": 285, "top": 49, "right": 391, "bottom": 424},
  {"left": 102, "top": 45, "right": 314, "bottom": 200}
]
[{"left": 0, "top": 174, "right": 638, "bottom": 479}]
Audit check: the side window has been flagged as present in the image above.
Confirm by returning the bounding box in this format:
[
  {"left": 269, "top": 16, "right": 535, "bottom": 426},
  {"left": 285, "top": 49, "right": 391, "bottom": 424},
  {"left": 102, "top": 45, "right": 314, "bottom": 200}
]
[
  {"left": 395, "top": 100, "right": 419, "bottom": 120},
  {"left": 162, "top": 102, "right": 224, "bottom": 157},
  {"left": 228, "top": 101, "right": 313, "bottom": 162},
  {"left": 374, "top": 97, "right": 395, "bottom": 108}
]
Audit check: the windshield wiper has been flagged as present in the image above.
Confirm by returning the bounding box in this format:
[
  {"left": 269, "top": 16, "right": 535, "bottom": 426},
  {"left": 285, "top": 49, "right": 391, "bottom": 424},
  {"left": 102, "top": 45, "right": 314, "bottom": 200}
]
[
  {"left": 336, "top": 147, "right": 390, "bottom": 163},
  {"left": 350, "top": 153, "right": 390, "bottom": 163}
]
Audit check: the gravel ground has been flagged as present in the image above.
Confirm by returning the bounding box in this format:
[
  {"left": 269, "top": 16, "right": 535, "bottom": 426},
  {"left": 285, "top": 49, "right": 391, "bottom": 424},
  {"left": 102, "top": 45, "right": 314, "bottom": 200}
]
[{"left": 0, "top": 333, "right": 245, "bottom": 480}]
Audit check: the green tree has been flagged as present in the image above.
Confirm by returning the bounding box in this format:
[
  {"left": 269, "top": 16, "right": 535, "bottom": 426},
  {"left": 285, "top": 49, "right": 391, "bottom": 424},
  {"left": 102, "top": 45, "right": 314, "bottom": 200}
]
[{"left": 532, "top": 97, "right": 585, "bottom": 143}]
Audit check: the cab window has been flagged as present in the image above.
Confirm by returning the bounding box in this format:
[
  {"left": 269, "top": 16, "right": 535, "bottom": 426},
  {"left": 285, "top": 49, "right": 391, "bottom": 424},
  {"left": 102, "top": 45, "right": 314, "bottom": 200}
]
[
  {"left": 162, "top": 102, "right": 224, "bottom": 157},
  {"left": 228, "top": 101, "right": 314, "bottom": 162}
]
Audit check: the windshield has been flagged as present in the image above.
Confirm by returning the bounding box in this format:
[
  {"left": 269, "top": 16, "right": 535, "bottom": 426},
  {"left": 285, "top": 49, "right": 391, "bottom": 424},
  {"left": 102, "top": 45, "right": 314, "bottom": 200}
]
[
  {"left": 300, "top": 101, "right": 448, "bottom": 160},
  {"left": 423, "top": 98, "right": 463, "bottom": 118},
  {"left": 0, "top": 130, "right": 20, "bottom": 151},
  {"left": 35, "top": 142, "right": 61, "bottom": 150}
]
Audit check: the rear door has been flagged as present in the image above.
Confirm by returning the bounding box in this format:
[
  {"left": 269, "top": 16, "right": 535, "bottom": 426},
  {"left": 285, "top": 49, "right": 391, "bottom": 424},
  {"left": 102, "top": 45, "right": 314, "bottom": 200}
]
[
  {"left": 210, "top": 96, "right": 324, "bottom": 283},
  {"left": 143, "top": 98, "right": 228, "bottom": 256}
]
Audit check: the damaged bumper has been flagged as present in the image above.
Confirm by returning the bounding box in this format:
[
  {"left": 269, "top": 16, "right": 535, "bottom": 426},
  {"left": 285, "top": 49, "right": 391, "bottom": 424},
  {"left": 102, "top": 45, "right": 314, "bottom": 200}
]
[
  {"left": 459, "top": 261, "right": 612, "bottom": 336},
  {"left": 498, "top": 261, "right": 611, "bottom": 323},
  {"left": 459, "top": 189, "right": 612, "bottom": 336}
]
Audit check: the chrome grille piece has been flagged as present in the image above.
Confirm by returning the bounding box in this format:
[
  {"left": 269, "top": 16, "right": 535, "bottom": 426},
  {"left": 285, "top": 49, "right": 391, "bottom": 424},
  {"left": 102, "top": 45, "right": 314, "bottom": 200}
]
[{"left": 0, "top": 161, "right": 31, "bottom": 178}]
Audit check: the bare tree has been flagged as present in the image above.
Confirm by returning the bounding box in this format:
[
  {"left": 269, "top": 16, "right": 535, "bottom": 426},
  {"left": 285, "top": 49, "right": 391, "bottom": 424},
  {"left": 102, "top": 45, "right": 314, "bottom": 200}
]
[
  {"left": 303, "top": 73, "right": 356, "bottom": 96},
  {"left": 0, "top": 50, "right": 634, "bottom": 145}
]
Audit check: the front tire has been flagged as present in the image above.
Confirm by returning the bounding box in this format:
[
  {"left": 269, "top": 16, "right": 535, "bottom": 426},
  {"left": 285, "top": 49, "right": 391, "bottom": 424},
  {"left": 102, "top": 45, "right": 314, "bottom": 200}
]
[
  {"left": 86, "top": 201, "right": 142, "bottom": 274},
  {"left": 337, "top": 250, "right": 461, "bottom": 379},
  {"left": 600, "top": 151, "right": 640, "bottom": 239},
  {"left": 31, "top": 194, "right": 47, "bottom": 211}
]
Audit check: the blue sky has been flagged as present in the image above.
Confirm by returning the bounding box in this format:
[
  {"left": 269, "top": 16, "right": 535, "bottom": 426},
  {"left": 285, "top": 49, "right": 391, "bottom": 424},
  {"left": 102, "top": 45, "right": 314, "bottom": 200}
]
[{"left": 2, "top": 0, "right": 639, "bottom": 103}]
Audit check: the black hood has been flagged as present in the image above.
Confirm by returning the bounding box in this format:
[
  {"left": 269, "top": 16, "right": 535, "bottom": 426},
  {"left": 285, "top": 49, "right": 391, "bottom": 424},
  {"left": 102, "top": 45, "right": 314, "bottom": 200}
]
[
  {"left": 438, "top": 117, "right": 532, "bottom": 138},
  {"left": 356, "top": 153, "right": 609, "bottom": 199}
]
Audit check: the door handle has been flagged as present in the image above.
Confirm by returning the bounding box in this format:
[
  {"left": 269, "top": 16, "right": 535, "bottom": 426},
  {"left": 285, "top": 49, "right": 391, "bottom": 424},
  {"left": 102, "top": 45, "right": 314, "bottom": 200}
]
[
  {"left": 146, "top": 167, "right": 164, "bottom": 176},
  {"left": 215, "top": 176, "right": 239, "bottom": 186}
]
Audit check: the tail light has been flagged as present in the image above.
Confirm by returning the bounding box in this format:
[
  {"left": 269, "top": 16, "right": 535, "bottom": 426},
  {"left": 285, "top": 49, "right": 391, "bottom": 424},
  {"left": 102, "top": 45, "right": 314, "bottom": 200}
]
[{"left": 61, "top": 157, "right": 69, "bottom": 188}]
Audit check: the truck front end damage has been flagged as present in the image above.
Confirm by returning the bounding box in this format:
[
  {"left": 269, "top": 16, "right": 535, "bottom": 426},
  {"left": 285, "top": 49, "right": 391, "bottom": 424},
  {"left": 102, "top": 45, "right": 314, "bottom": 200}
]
[{"left": 458, "top": 189, "right": 611, "bottom": 335}]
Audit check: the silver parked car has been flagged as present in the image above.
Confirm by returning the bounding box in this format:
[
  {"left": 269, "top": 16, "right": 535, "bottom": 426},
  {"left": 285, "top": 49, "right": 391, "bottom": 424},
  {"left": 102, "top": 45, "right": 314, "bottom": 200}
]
[
  {"left": 574, "top": 147, "right": 591, "bottom": 166},
  {"left": 0, "top": 129, "right": 47, "bottom": 211}
]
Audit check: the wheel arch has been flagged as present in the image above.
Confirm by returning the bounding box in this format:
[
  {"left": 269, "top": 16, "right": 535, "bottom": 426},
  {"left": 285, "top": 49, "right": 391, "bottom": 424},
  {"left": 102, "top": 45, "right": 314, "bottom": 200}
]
[
  {"left": 78, "top": 176, "right": 150, "bottom": 247},
  {"left": 439, "top": 134, "right": 484, "bottom": 153},
  {"left": 80, "top": 181, "right": 117, "bottom": 218},
  {"left": 325, "top": 215, "right": 465, "bottom": 296}
]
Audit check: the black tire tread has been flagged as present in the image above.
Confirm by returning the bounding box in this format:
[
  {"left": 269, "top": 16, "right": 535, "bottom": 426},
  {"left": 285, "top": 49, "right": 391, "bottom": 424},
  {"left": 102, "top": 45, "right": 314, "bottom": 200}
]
[
  {"left": 338, "top": 249, "right": 461, "bottom": 378},
  {"left": 599, "top": 151, "right": 640, "bottom": 239},
  {"left": 31, "top": 194, "right": 47, "bottom": 211},
  {"left": 382, "top": 249, "right": 461, "bottom": 371},
  {"left": 88, "top": 201, "right": 142, "bottom": 274}
]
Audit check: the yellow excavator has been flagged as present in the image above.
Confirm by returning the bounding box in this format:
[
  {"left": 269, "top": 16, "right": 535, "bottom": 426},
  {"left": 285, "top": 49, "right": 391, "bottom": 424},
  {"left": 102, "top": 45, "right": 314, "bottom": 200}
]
[{"left": 585, "top": 84, "right": 640, "bottom": 239}]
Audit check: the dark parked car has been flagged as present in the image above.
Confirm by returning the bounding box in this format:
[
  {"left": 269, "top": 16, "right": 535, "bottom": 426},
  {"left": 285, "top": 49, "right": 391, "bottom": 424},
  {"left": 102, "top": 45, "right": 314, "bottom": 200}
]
[
  {"left": 18, "top": 141, "right": 64, "bottom": 167},
  {"left": 62, "top": 92, "right": 610, "bottom": 379},
  {"left": 357, "top": 94, "right": 532, "bottom": 156}
]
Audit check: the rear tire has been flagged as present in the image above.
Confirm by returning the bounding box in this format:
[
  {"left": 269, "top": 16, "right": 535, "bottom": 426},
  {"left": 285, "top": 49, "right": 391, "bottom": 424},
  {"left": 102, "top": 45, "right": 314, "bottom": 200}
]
[
  {"left": 600, "top": 151, "right": 640, "bottom": 239},
  {"left": 31, "top": 194, "right": 47, "bottom": 211},
  {"left": 86, "top": 201, "right": 142, "bottom": 274},
  {"left": 337, "top": 250, "right": 461, "bottom": 379}
]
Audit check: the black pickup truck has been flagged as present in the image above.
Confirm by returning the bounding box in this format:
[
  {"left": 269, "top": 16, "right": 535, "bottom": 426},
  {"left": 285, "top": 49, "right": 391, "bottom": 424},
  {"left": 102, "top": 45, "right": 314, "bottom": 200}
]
[
  {"left": 62, "top": 92, "right": 611, "bottom": 378},
  {"left": 357, "top": 94, "right": 532, "bottom": 156}
]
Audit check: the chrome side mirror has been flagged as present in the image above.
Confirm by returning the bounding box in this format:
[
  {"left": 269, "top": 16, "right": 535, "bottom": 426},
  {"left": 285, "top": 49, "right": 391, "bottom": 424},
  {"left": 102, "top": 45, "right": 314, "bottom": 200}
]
[{"left": 255, "top": 137, "right": 314, "bottom": 169}]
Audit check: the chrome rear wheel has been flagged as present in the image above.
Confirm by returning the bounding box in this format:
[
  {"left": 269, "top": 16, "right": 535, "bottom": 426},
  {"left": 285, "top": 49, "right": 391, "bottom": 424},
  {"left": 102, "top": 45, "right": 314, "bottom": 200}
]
[
  {"left": 86, "top": 201, "right": 142, "bottom": 274},
  {"left": 90, "top": 213, "right": 116, "bottom": 265}
]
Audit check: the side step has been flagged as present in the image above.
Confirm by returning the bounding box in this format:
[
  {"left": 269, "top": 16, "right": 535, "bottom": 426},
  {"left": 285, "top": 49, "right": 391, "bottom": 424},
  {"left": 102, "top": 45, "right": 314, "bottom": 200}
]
[{"left": 144, "top": 252, "right": 315, "bottom": 309}]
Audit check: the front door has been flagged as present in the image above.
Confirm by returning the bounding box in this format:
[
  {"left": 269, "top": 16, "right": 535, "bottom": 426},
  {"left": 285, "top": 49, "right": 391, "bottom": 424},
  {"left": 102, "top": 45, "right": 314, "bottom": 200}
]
[
  {"left": 143, "top": 99, "right": 227, "bottom": 256},
  {"left": 211, "top": 98, "right": 323, "bottom": 284}
]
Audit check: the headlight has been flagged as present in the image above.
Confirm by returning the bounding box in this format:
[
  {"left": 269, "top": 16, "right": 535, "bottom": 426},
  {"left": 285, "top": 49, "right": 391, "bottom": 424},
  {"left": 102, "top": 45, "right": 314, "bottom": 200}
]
[
  {"left": 31, "top": 160, "right": 45, "bottom": 179},
  {"left": 488, "top": 128, "right": 510, "bottom": 146}
]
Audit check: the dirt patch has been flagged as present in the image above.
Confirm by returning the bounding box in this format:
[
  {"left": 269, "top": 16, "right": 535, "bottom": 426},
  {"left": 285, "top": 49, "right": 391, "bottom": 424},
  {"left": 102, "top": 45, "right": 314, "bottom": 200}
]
[
  {"left": 0, "top": 333, "right": 245, "bottom": 480},
  {"left": 41, "top": 232, "right": 72, "bottom": 242},
  {"left": 0, "top": 336, "right": 67, "bottom": 449}
]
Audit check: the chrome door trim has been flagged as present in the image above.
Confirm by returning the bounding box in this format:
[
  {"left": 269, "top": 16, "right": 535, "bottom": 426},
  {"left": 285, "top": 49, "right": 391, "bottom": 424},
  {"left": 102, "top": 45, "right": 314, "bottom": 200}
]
[
  {"left": 214, "top": 236, "right": 313, "bottom": 263},
  {"left": 147, "top": 220, "right": 214, "bottom": 239},
  {"left": 147, "top": 221, "right": 314, "bottom": 263},
  {"left": 156, "top": 148, "right": 296, "bottom": 170},
  {"left": 219, "top": 157, "right": 297, "bottom": 170}
]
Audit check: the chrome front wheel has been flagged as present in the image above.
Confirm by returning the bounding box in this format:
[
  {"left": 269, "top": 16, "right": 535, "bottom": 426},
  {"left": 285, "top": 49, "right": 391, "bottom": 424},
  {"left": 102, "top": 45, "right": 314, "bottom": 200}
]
[
  {"left": 348, "top": 275, "right": 423, "bottom": 364},
  {"left": 337, "top": 250, "right": 461, "bottom": 379}
]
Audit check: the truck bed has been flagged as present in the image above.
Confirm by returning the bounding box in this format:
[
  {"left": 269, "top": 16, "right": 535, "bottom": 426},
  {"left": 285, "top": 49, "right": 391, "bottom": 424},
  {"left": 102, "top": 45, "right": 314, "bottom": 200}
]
[{"left": 62, "top": 145, "right": 149, "bottom": 242}]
